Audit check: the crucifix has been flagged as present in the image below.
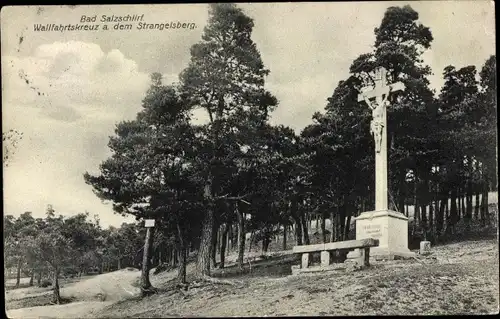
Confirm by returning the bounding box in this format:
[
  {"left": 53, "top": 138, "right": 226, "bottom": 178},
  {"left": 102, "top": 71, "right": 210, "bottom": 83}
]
[{"left": 358, "top": 67, "right": 405, "bottom": 211}]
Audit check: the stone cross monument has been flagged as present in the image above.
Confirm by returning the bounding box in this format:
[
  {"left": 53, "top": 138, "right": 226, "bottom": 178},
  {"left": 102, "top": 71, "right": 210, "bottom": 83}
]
[
  {"left": 351, "top": 67, "right": 415, "bottom": 260},
  {"left": 357, "top": 67, "right": 404, "bottom": 211}
]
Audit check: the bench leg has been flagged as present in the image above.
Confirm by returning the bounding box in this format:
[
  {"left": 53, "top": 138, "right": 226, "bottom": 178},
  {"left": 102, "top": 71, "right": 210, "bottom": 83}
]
[
  {"left": 301, "top": 253, "right": 310, "bottom": 269},
  {"left": 356, "top": 248, "right": 370, "bottom": 267},
  {"left": 320, "top": 251, "right": 330, "bottom": 267}
]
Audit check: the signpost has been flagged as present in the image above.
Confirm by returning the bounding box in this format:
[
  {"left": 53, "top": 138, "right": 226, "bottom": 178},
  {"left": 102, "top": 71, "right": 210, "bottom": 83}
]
[
  {"left": 145, "top": 219, "right": 155, "bottom": 228},
  {"left": 141, "top": 218, "right": 155, "bottom": 295}
]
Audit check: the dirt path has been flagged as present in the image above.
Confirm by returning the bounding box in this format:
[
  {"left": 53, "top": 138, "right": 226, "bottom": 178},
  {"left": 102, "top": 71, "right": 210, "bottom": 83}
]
[
  {"left": 7, "top": 301, "right": 113, "bottom": 319},
  {"left": 6, "top": 269, "right": 143, "bottom": 318}
]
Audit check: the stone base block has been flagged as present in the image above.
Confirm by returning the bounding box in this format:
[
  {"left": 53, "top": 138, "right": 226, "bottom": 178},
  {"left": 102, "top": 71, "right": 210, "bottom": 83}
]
[
  {"left": 291, "top": 265, "right": 301, "bottom": 275},
  {"left": 346, "top": 249, "right": 361, "bottom": 259},
  {"left": 354, "top": 209, "right": 415, "bottom": 260},
  {"left": 301, "top": 253, "right": 310, "bottom": 268},
  {"left": 369, "top": 247, "right": 416, "bottom": 261},
  {"left": 320, "top": 251, "right": 330, "bottom": 267},
  {"left": 291, "top": 264, "right": 340, "bottom": 275},
  {"left": 420, "top": 241, "right": 431, "bottom": 255}
]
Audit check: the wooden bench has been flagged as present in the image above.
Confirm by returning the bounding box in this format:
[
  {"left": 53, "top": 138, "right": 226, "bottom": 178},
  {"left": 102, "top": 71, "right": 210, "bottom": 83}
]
[{"left": 291, "top": 238, "right": 379, "bottom": 274}]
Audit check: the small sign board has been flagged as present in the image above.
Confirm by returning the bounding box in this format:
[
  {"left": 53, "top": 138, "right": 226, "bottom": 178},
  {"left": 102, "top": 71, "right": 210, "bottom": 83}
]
[{"left": 144, "top": 219, "right": 155, "bottom": 228}]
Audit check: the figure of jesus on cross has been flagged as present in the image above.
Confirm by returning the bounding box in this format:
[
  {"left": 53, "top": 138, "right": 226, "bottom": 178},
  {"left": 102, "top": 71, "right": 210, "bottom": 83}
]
[
  {"left": 364, "top": 86, "right": 391, "bottom": 153},
  {"left": 358, "top": 67, "right": 405, "bottom": 211}
]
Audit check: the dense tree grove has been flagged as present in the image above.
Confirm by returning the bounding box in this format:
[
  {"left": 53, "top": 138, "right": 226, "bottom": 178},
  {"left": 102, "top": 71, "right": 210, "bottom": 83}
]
[{"left": 5, "top": 4, "right": 496, "bottom": 297}]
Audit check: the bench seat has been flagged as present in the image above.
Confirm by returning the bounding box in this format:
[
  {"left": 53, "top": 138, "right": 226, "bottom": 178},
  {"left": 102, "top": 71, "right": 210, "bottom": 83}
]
[{"left": 291, "top": 238, "right": 379, "bottom": 274}]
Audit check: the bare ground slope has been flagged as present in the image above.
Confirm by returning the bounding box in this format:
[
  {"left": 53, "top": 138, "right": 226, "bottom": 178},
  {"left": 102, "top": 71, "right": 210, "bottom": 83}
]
[{"left": 88, "top": 239, "right": 499, "bottom": 317}]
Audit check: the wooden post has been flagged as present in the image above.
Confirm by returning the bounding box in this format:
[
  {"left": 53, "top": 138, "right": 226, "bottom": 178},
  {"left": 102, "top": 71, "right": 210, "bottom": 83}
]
[{"left": 141, "top": 219, "right": 155, "bottom": 296}]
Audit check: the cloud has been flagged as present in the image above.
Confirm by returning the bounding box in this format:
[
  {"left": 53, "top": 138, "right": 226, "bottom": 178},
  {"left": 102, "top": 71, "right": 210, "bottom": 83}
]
[
  {"left": 41, "top": 104, "right": 83, "bottom": 122},
  {"left": 96, "top": 49, "right": 139, "bottom": 74},
  {"left": 3, "top": 41, "right": 156, "bottom": 124},
  {"left": 2, "top": 41, "right": 153, "bottom": 227}
]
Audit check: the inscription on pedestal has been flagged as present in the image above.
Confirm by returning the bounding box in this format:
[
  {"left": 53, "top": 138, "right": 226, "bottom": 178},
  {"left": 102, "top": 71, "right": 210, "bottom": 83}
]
[{"left": 363, "top": 224, "right": 382, "bottom": 239}]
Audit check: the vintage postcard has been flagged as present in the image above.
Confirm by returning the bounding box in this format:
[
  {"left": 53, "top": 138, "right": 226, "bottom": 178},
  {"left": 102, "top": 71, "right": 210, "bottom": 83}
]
[{"left": 2, "top": 2, "right": 497, "bottom": 317}]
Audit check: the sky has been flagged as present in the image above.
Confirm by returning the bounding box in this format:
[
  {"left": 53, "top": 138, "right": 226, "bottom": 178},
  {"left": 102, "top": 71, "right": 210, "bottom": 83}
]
[{"left": 1, "top": 2, "right": 495, "bottom": 228}]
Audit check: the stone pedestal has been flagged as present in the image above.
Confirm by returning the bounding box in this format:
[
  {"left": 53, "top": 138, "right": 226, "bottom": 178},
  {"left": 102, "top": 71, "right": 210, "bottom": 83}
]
[{"left": 350, "top": 210, "right": 415, "bottom": 260}]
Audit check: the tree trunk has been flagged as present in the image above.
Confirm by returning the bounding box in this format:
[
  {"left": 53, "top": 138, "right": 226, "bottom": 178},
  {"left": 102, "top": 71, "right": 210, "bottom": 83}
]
[
  {"left": 233, "top": 224, "right": 239, "bottom": 250},
  {"left": 282, "top": 224, "right": 287, "bottom": 250},
  {"left": 344, "top": 215, "right": 352, "bottom": 241},
  {"left": 262, "top": 235, "right": 270, "bottom": 253},
  {"left": 414, "top": 180, "right": 419, "bottom": 227},
  {"left": 174, "top": 246, "right": 179, "bottom": 267},
  {"left": 479, "top": 181, "right": 486, "bottom": 226},
  {"left": 117, "top": 258, "right": 121, "bottom": 270},
  {"left": 52, "top": 266, "right": 61, "bottom": 304},
  {"left": 210, "top": 218, "right": 218, "bottom": 269},
  {"left": 436, "top": 184, "right": 447, "bottom": 236},
  {"left": 420, "top": 179, "right": 428, "bottom": 233},
  {"left": 461, "top": 195, "right": 466, "bottom": 220},
  {"left": 429, "top": 182, "right": 434, "bottom": 240},
  {"left": 399, "top": 166, "right": 406, "bottom": 216},
  {"left": 140, "top": 226, "right": 154, "bottom": 295},
  {"left": 236, "top": 203, "right": 245, "bottom": 269},
  {"left": 219, "top": 223, "right": 229, "bottom": 269},
  {"left": 176, "top": 221, "right": 187, "bottom": 284},
  {"left": 37, "top": 269, "right": 42, "bottom": 286},
  {"left": 458, "top": 191, "right": 463, "bottom": 219},
  {"left": 195, "top": 180, "right": 215, "bottom": 278},
  {"left": 301, "top": 212, "right": 310, "bottom": 245},
  {"left": 248, "top": 230, "right": 255, "bottom": 253},
  {"left": 195, "top": 210, "right": 213, "bottom": 277},
  {"left": 474, "top": 187, "right": 480, "bottom": 221},
  {"left": 226, "top": 226, "right": 230, "bottom": 254},
  {"left": 445, "top": 202, "right": 449, "bottom": 227},
  {"left": 481, "top": 179, "right": 490, "bottom": 225},
  {"left": 465, "top": 179, "right": 473, "bottom": 231},
  {"left": 449, "top": 188, "right": 458, "bottom": 234},
  {"left": 330, "top": 209, "right": 335, "bottom": 242},
  {"left": 29, "top": 269, "right": 34, "bottom": 286},
  {"left": 170, "top": 247, "right": 174, "bottom": 266},
  {"left": 167, "top": 247, "right": 172, "bottom": 265},
  {"left": 293, "top": 217, "right": 303, "bottom": 245},
  {"left": 337, "top": 205, "right": 346, "bottom": 241},
  {"left": 291, "top": 199, "right": 302, "bottom": 245},
  {"left": 217, "top": 226, "right": 222, "bottom": 255},
  {"left": 321, "top": 212, "right": 327, "bottom": 243},
  {"left": 15, "top": 258, "right": 22, "bottom": 288}
]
